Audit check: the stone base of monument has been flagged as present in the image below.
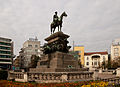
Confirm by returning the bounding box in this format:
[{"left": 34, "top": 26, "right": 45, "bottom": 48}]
[
  {"left": 29, "top": 51, "right": 87, "bottom": 72},
  {"left": 27, "top": 32, "right": 94, "bottom": 83},
  {"left": 116, "top": 68, "right": 120, "bottom": 77},
  {"left": 8, "top": 70, "right": 93, "bottom": 83},
  {"left": 8, "top": 32, "right": 94, "bottom": 83},
  {"left": 27, "top": 72, "right": 93, "bottom": 83}
]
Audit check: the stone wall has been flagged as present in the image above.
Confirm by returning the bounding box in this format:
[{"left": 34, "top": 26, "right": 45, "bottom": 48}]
[
  {"left": 8, "top": 70, "right": 28, "bottom": 82},
  {"left": 116, "top": 68, "right": 120, "bottom": 77},
  {"left": 28, "top": 71, "right": 93, "bottom": 83},
  {"left": 8, "top": 70, "right": 93, "bottom": 83},
  {"left": 33, "top": 52, "right": 80, "bottom": 72}
]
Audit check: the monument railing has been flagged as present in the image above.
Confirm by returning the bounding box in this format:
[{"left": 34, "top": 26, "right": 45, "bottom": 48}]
[
  {"left": 96, "top": 77, "right": 120, "bottom": 85},
  {"left": 8, "top": 70, "right": 28, "bottom": 82},
  {"left": 8, "top": 70, "right": 93, "bottom": 83},
  {"left": 28, "top": 72, "right": 93, "bottom": 83}
]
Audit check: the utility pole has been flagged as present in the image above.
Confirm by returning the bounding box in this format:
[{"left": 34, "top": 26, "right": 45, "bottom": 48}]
[{"left": 73, "top": 41, "right": 74, "bottom": 52}]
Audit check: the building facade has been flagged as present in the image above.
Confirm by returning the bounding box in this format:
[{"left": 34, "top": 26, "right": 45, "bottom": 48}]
[
  {"left": 0, "top": 37, "right": 13, "bottom": 69},
  {"left": 84, "top": 52, "right": 108, "bottom": 69},
  {"left": 111, "top": 39, "right": 120, "bottom": 61},
  {"left": 74, "top": 46, "right": 84, "bottom": 66},
  {"left": 18, "top": 37, "right": 42, "bottom": 68},
  {"left": 13, "top": 56, "right": 21, "bottom": 68}
]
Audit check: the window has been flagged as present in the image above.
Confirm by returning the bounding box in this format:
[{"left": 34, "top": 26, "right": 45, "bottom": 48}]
[
  {"left": 114, "top": 48, "right": 119, "bottom": 52},
  {"left": 0, "top": 46, "right": 11, "bottom": 50},
  {"left": 75, "top": 51, "right": 81, "bottom": 54},
  {"left": 28, "top": 45, "right": 32, "bottom": 47},
  {"left": 79, "top": 51, "right": 81, "bottom": 53},
  {"left": 0, "top": 55, "right": 11, "bottom": 58},
  {"left": 75, "top": 51, "right": 79, "bottom": 54},
  {"left": 0, "top": 42, "right": 11, "bottom": 46},
  {"left": 98, "top": 62, "right": 100, "bottom": 66},
  {"left": 0, "top": 59, "right": 11, "bottom": 62},
  {"left": 35, "top": 49, "right": 38, "bottom": 52},
  {"left": 86, "top": 62, "right": 89, "bottom": 65},
  {"left": 94, "top": 62, "right": 97, "bottom": 65},
  {"left": 92, "top": 62, "right": 93, "bottom": 65},
  {"left": 87, "top": 57, "right": 89, "bottom": 60},
  {"left": 0, "top": 50, "right": 11, "bottom": 54},
  {"left": 114, "top": 48, "right": 119, "bottom": 57},
  {"left": 114, "top": 53, "right": 119, "bottom": 56},
  {"left": 35, "top": 45, "right": 38, "bottom": 47},
  {"left": 27, "top": 49, "right": 32, "bottom": 52},
  {"left": 68, "top": 65, "right": 73, "bottom": 68},
  {"left": 103, "top": 56, "right": 105, "bottom": 61}
]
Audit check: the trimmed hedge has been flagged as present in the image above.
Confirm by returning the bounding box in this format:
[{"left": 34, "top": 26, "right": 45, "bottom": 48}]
[{"left": 0, "top": 70, "right": 8, "bottom": 80}]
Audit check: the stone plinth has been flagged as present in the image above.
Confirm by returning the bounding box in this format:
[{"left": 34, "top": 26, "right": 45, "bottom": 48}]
[
  {"left": 27, "top": 32, "right": 94, "bottom": 83},
  {"left": 33, "top": 32, "right": 80, "bottom": 73},
  {"left": 45, "top": 31, "right": 69, "bottom": 43},
  {"left": 8, "top": 70, "right": 28, "bottom": 82},
  {"left": 8, "top": 31, "right": 94, "bottom": 83},
  {"left": 33, "top": 51, "right": 80, "bottom": 72},
  {"left": 116, "top": 68, "right": 120, "bottom": 77},
  {"left": 43, "top": 32, "right": 71, "bottom": 54}
]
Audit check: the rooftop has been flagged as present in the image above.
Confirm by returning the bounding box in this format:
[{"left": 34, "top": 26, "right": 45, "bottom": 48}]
[
  {"left": 0, "top": 37, "right": 11, "bottom": 42},
  {"left": 85, "top": 51, "right": 108, "bottom": 55}
]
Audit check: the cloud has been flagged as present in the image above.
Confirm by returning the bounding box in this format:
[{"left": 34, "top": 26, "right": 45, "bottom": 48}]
[{"left": 0, "top": 0, "right": 120, "bottom": 55}]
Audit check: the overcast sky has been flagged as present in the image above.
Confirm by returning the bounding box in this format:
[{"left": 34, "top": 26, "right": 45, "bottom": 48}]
[{"left": 0, "top": 0, "right": 120, "bottom": 55}]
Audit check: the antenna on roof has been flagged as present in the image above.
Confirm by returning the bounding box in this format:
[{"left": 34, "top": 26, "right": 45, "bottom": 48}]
[
  {"left": 73, "top": 41, "right": 74, "bottom": 52},
  {"left": 35, "top": 36, "right": 38, "bottom": 41}
]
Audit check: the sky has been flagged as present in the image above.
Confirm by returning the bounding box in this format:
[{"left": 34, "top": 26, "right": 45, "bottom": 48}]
[{"left": 0, "top": 0, "right": 120, "bottom": 55}]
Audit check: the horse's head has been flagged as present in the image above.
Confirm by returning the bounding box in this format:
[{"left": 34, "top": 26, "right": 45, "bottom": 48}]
[{"left": 62, "top": 12, "right": 67, "bottom": 17}]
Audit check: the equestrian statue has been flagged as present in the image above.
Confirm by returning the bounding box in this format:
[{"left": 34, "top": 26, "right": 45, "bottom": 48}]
[{"left": 50, "top": 11, "right": 67, "bottom": 34}]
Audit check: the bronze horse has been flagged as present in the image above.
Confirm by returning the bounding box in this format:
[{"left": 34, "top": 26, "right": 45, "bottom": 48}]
[{"left": 50, "top": 12, "right": 67, "bottom": 34}]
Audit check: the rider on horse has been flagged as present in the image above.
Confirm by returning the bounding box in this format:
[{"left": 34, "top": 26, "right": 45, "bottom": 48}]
[
  {"left": 53, "top": 11, "right": 59, "bottom": 25},
  {"left": 51, "top": 11, "right": 67, "bottom": 34}
]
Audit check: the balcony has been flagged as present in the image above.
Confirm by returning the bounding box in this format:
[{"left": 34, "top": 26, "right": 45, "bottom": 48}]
[
  {"left": 0, "top": 49, "right": 11, "bottom": 52},
  {"left": 0, "top": 61, "right": 12, "bottom": 64},
  {"left": 0, "top": 58, "right": 11, "bottom": 60},
  {"left": 0, "top": 53, "right": 11, "bottom": 56},
  {"left": 0, "top": 40, "right": 11, "bottom": 43},
  {"left": 0, "top": 44, "right": 11, "bottom": 47},
  {"left": 0, "top": 55, "right": 11, "bottom": 58}
]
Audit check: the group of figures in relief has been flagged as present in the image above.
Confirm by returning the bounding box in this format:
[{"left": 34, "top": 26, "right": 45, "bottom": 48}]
[{"left": 43, "top": 38, "right": 71, "bottom": 54}]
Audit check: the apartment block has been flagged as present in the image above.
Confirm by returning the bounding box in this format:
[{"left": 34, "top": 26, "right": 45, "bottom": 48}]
[
  {"left": 0, "top": 37, "right": 13, "bottom": 69},
  {"left": 18, "top": 37, "right": 42, "bottom": 68},
  {"left": 111, "top": 39, "right": 120, "bottom": 61}
]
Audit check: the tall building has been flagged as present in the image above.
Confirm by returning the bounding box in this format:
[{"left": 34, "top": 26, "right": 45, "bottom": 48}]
[
  {"left": 111, "top": 39, "right": 120, "bottom": 61},
  {"left": 74, "top": 46, "right": 84, "bottom": 66},
  {"left": 18, "top": 37, "right": 42, "bottom": 68},
  {"left": 0, "top": 37, "right": 13, "bottom": 69},
  {"left": 84, "top": 51, "right": 108, "bottom": 69}
]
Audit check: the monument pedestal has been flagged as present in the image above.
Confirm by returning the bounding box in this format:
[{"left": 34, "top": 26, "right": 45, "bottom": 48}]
[
  {"left": 30, "top": 51, "right": 88, "bottom": 72},
  {"left": 8, "top": 32, "right": 94, "bottom": 83},
  {"left": 28, "top": 32, "right": 94, "bottom": 83},
  {"left": 37, "top": 52, "right": 79, "bottom": 69},
  {"left": 43, "top": 31, "right": 71, "bottom": 54},
  {"left": 30, "top": 32, "right": 81, "bottom": 72}
]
